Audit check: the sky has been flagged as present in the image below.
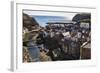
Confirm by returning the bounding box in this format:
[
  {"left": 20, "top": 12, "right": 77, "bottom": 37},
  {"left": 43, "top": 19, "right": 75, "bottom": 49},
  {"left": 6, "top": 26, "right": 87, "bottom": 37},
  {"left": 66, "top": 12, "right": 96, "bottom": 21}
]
[
  {"left": 33, "top": 16, "right": 68, "bottom": 27},
  {"left": 23, "top": 10, "right": 77, "bottom": 27}
]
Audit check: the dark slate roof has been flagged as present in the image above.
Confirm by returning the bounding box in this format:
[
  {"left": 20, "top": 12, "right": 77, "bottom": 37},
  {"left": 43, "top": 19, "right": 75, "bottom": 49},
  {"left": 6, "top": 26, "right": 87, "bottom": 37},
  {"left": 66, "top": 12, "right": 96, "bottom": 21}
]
[{"left": 72, "top": 13, "right": 91, "bottom": 22}]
